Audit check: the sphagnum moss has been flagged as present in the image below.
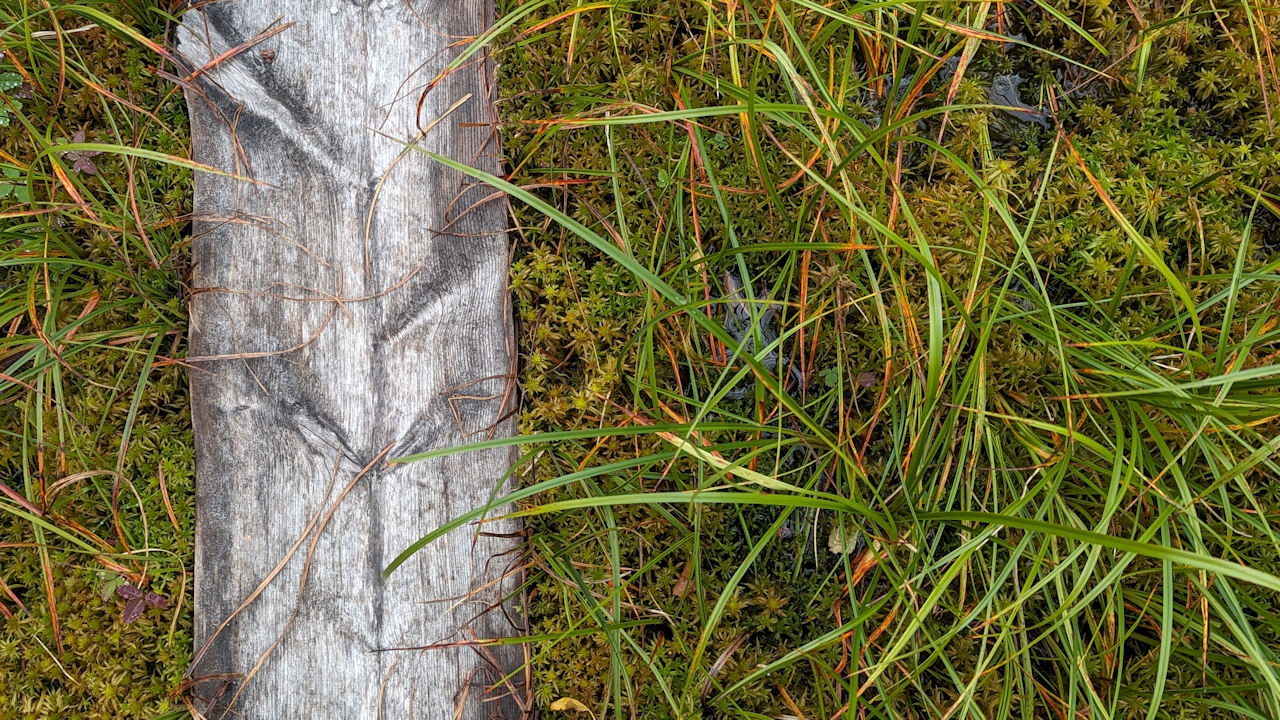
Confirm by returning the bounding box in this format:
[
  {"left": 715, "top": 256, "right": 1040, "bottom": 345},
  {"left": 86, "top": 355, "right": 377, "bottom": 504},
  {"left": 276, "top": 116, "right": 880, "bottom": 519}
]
[
  {"left": 1, "top": 2, "right": 192, "bottom": 716},
  {"left": 488, "top": 0, "right": 1280, "bottom": 718}
]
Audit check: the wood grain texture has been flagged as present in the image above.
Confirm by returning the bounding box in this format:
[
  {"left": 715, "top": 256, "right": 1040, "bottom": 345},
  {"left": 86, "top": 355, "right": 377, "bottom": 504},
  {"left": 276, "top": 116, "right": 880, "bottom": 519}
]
[{"left": 177, "top": 2, "right": 521, "bottom": 717}]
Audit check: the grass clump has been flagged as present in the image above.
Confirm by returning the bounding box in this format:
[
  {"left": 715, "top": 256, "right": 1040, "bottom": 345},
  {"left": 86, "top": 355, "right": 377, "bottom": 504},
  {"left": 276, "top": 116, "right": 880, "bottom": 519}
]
[
  {"left": 0, "top": 1, "right": 193, "bottom": 716},
  {"left": 382, "top": 0, "right": 1280, "bottom": 717}
]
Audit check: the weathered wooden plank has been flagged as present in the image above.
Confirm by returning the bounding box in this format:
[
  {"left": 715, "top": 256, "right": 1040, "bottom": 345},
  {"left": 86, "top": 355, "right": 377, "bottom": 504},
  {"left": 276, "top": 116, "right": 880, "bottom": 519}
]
[{"left": 177, "top": 3, "right": 520, "bottom": 717}]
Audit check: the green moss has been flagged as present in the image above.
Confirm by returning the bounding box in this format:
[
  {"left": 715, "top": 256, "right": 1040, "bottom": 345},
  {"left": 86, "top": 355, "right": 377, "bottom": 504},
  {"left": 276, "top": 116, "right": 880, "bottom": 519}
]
[
  {"left": 497, "top": 0, "right": 1279, "bottom": 717},
  {"left": 0, "top": 3, "right": 192, "bottom": 716}
]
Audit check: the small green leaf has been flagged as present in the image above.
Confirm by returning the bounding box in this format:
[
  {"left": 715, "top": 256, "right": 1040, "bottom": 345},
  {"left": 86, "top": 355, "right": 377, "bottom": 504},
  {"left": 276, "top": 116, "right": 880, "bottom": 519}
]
[
  {"left": 821, "top": 367, "right": 839, "bottom": 387},
  {"left": 95, "top": 570, "right": 125, "bottom": 602},
  {"left": 0, "top": 166, "right": 28, "bottom": 203}
]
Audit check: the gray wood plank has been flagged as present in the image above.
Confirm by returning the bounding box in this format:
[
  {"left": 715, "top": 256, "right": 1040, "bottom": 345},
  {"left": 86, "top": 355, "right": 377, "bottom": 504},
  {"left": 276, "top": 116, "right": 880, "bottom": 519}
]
[{"left": 177, "top": 2, "right": 521, "bottom": 717}]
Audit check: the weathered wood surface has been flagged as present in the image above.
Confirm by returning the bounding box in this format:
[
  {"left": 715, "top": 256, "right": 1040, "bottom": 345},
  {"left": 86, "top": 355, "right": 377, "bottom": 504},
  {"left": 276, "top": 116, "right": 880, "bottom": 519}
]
[{"left": 178, "top": 2, "right": 520, "bottom": 717}]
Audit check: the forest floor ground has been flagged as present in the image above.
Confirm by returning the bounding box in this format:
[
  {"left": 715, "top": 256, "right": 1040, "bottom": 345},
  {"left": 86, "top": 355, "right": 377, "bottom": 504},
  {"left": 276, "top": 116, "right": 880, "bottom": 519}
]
[{"left": 3, "top": 1, "right": 1280, "bottom": 718}]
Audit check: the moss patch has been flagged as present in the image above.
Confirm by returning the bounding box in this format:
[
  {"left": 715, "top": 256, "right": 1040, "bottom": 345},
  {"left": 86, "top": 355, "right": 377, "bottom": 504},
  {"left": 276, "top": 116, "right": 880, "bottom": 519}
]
[
  {"left": 1, "top": 2, "right": 192, "bottom": 716},
  {"left": 494, "top": 0, "right": 1280, "bottom": 717}
]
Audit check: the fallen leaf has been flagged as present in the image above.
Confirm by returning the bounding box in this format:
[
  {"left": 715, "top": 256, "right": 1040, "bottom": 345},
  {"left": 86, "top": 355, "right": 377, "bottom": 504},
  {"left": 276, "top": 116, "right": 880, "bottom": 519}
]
[
  {"left": 550, "top": 697, "right": 594, "bottom": 716},
  {"left": 672, "top": 558, "right": 693, "bottom": 598},
  {"left": 828, "top": 525, "right": 863, "bottom": 555}
]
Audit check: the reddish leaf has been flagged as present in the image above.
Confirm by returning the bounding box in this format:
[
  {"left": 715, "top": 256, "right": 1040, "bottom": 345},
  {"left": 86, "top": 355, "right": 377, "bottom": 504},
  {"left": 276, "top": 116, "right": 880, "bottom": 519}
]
[
  {"left": 122, "top": 596, "right": 146, "bottom": 623},
  {"left": 115, "top": 583, "right": 168, "bottom": 622},
  {"left": 62, "top": 129, "right": 101, "bottom": 175}
]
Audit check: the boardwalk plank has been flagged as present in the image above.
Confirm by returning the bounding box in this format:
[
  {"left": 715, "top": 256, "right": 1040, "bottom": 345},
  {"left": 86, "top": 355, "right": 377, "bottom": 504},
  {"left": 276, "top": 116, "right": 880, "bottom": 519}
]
[{"left": 178, "top": 3, "right": 519, "bottom": 717}]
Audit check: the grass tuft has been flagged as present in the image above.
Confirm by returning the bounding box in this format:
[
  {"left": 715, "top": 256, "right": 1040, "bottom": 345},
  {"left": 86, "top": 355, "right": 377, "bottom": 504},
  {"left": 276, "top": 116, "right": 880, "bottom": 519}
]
[{"left": 1, "top": 1, "right": 193, "bottom": 715}]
